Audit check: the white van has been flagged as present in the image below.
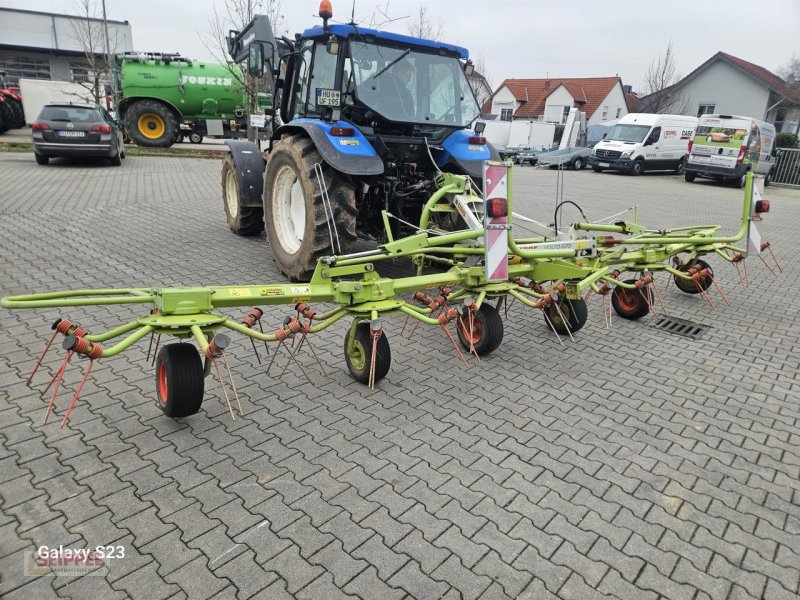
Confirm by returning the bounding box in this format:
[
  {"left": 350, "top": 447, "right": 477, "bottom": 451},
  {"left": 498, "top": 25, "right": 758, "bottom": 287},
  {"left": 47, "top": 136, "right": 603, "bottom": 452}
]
[
  {"left": 589, "top": 113, "right": 698, "bottom": 176},
  {"left": 685, "top": 114, "right": 776, "bottom": 187}
]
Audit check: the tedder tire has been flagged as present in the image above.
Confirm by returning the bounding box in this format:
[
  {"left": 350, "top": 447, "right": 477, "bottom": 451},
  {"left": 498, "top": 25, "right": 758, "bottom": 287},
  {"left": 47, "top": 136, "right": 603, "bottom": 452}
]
[
  {"left": 456, "top": 303, "right": 504, "bottom": 356},
  {"left": 545, "top": 297, "right": 588, "bottom": 334},
  {"left": 263, "top": 134, "right": 357, "bottom": 280},
  {"left": 611, "top": 280, "right": 653, "bottom": 320},
  {"left": 344, "top": 322, "right": 391, "bottom": 384},
  {"left": 222, "top": 155, "right": 263, "bottom": 235},
  {"left": 124, "top": 99, "right": 179, "bottom": 147},
  {"left": 155, "top": 343, "right": 204, "bottom": 418},
  {"left": 674, "top": 259, "right": 713, "bottom": 294}
]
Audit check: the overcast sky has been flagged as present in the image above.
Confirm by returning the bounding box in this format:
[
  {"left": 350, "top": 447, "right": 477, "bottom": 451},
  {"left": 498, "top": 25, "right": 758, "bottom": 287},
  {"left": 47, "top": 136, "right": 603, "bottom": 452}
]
[{"left": 3, "top": 0, "right": 798, "bottom": 93}]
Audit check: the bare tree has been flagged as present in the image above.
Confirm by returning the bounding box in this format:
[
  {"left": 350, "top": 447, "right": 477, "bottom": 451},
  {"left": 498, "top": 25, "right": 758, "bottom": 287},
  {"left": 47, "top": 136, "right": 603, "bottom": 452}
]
[
  {"left": 469, "top": 55, "right": 493, "bottom": 110},
  {"left": 640, "top": 41, "right": 690, "bottom": 114},
  {"left": 70, "top": 0, "right": 117, "bottom": 104},
  {"left": 778, "top": 55, "right": 800, "bottom": 93},
  {"left": 407, "top": 5, "right": 443, "bottom": 41},
  {"left": 201, "top": 0, "right": 287, "bottom": 141}
]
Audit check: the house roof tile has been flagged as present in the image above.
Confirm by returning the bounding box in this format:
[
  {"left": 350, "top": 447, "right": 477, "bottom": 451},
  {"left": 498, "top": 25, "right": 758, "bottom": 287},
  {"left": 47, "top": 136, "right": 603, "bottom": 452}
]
[{"left": 483, "top": 77, "right": 622, "bottom": 118}]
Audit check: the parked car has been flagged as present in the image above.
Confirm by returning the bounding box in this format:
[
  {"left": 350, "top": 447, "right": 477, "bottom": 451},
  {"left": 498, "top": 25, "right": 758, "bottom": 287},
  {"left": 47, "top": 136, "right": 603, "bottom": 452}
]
[
  {"left": 537, "top": 147, "right": 590, "bottom": 169},
  {"left": 32, "top": 103, "right": 125, "bottom": 166},
  {"left": 589, "top": 113, "right": 698, "bottom": 175},
  {"left": 515, "top": 148, "right": 539, "bottom": 166},
  {"left": 685, "top": 114, "right": 776, "bottom": 187}
]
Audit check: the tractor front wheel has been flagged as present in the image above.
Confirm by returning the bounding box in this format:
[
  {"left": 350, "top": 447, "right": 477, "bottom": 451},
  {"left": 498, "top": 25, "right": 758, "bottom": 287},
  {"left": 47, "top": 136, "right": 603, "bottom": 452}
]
[
  {"left": 344, "top": 322, "right": 391, "bottom": 384},
  {"left": 456, "top": 303, "right": 504, "bottom": 356},
  {"left": 611, "top": 280, "right": 652, "bottom": 320},
  {"left": 545, "top": 297, "right": 588, "bottom": 334},
  {"left": 222, "top": 155, "right": 264, "bottom": 235},
  {"left": 124, "top": 100, "right": 179, "bottom": 147},
  {"left": 263, "top": 134, "right": 357, "bottom": 280},
  {"left": 674, "top": 259, "right": 713, "bottom": 294},
  {"left": 155, "top": 343, "right": 204, "bottom": 418}
]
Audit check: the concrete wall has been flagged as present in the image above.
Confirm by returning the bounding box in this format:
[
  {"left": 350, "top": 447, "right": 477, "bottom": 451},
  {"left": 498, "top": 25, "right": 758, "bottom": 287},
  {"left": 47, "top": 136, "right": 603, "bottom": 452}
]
[
  {"left": 680, "top": 60, "right": 770, "bottom": 120},
  {"left": 588, "top": 82, "right": 628, "bottom": 126},
  {"left": 489, "top": 85, "right": 519, "bottom": 119},
  {"left": 0, "top": 8, "right": 133, "bottom": 55}
]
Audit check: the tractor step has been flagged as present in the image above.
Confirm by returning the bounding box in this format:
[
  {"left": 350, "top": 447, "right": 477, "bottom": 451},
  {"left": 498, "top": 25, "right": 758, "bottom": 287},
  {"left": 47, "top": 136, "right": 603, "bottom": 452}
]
[{"left": 648, "top": 315, "right": 710, "bottom": 340}]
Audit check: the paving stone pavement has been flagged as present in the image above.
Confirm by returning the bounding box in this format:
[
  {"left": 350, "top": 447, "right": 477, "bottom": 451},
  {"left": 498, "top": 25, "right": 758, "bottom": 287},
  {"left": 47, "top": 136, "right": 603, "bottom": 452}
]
[{"left": 1, "top": 152, "right": 799, "bottom": 600}]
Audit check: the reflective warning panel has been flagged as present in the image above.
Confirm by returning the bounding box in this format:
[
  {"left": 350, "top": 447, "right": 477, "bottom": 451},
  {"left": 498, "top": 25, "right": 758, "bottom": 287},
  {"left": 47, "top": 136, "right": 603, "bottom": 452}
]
[{"left": 482, "top": 162, "right": 510, "bottom": 282}]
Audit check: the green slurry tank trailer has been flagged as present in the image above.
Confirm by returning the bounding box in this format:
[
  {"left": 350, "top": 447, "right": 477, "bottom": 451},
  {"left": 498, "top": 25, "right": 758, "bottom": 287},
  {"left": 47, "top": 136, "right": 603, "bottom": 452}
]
[{"left": 115, "top": 53, "right": 253, "bottom": 147}]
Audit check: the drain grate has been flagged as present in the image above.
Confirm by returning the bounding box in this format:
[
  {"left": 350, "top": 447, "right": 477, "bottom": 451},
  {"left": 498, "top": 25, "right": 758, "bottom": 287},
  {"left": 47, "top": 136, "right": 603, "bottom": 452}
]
[{"left": 648, "top": 315, "right": 710, "bottom": 340}]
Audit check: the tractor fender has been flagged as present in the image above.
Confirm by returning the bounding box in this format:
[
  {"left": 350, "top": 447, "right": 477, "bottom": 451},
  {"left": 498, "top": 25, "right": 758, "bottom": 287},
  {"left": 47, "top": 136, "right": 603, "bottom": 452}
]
[
  {"left": 275, "top": 119, "right": 384, "bottom": 176},
  {"left": 224, "top": 140, "right": 266, "bottom": 208},
  {"left": 437, "top": 130, "right": 501, "bottom": 179}
]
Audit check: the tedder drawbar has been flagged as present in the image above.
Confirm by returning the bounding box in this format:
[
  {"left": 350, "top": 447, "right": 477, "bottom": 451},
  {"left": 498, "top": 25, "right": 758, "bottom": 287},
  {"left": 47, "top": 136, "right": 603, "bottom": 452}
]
[{"left": 1, "top": 164, "right": 779, "bottom": 427}]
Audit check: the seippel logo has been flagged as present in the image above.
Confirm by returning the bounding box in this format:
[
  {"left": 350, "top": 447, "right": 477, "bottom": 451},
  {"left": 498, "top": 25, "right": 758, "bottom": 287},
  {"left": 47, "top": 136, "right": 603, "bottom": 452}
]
[{"left": 180, "top": 75, "right": 234, "bottom": 87}]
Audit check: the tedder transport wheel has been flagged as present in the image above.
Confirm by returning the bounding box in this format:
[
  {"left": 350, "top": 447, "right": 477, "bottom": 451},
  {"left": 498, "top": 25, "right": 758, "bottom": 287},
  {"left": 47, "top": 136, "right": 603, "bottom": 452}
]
[
  {"left": 263, "top": 134, "right": 357, "bottom": 280},
  {"left": 611, "top": 279, "right": 653, "bottom": 320},
  {"left": 155, "top": 343, "right": 204, "bottom": 418},
  {"left": 674, "top": 259, "right": 713, "bottom": 294},
  {"left": 222, "top": 155, "right": 263, "bottom": 235},
  {"left": 344, "top": 322, "right": 391, "bottom": 384},
  {"left": 545, "top": 297, "right": 588, "bottom": 334},
  {"left": 124, "top": 99, "right": 179, "bottom": 148},
  {"left": 456, "top": 303, "right": 504, "bottom": 356}
]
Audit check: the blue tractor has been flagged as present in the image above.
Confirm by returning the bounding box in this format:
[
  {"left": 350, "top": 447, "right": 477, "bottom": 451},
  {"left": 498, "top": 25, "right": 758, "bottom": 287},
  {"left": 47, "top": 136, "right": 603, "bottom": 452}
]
[{"left": 221, "top": 3, "right": 498, "bottom": 280}]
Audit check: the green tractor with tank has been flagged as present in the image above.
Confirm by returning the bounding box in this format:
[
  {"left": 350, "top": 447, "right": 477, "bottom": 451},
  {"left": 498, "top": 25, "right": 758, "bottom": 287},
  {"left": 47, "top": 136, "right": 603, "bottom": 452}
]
[{"left": 114, "top": 53, "right": 254, "bottom": 147}]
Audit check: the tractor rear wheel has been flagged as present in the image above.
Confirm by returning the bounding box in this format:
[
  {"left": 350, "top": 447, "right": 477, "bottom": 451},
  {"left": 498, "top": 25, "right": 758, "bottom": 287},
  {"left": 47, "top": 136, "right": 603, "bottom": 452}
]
[
  {"left": 222, "top": 155, "right": 264, "bottom": 235},
  {"left": 456, "top": 303, "right": 504, "bottom": 356},
  {"left": 263, "top": 134, "right": 357, "bottom": 280},
  {"left": 344, "top": 322, "right": 391, "bottom": 384},
  {"left": 545, "top": 297, "right": 588, "bottom": 334},
  {"left": 124, "top": 99, "right": 179, "bottom": 147},
  {"left": 674, "top": 259, "right": 713, "bottom": 294},
  {"left": 155, "top": 343, "right": 204, "bottom": 418},
  {"left": 611, "top": 280, "right": 652, "bottom": 319},
  {"left": 0, "top": 102, "right": 13, "bottom": 132},
  {"left": 10, "top": 99, "right": 25, "bottom": 127}
]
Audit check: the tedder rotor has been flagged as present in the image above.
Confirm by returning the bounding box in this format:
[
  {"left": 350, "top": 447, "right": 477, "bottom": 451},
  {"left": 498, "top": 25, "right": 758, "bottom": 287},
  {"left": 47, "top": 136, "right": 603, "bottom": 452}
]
[{"left": 2, "top": 164, "right": 779, "bottom": 427}]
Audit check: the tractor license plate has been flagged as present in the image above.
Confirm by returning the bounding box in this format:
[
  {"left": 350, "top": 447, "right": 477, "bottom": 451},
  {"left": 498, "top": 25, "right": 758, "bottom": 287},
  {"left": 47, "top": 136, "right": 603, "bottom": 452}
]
[
  {"left": 57, "top": 130, "right": 85, "bottom": 137},
  {"left": 599, "top": 162, "right": 610, "bottom": 167},
  {"left": 316, "top": 88, "right": 341, "bottom": 107}
]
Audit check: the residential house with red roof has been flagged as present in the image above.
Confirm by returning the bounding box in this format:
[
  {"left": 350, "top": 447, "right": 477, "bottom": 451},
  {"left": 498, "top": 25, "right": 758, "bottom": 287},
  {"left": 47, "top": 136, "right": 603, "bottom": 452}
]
[
  {"left": 639, "top": 52, "right": 799, "bottom": 133},
  {"left": 481, "top": 76, "right": 631, "bottom": 126}
]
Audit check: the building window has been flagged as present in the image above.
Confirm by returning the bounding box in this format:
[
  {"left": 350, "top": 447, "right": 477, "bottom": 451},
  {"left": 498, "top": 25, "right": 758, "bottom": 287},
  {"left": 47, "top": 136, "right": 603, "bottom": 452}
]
[
  {"left": 562, "top": 106, "right": 571, "bottom": 123},
  {"left": 616, "top": 107, "right": 622, "bottom": 118},
  {"left": 602, "top": 105, "right": 608, "bottom": 120},
  {"left": 0, "top": 56, "right": 51, "bottom": 86},
  {"left": 500, "top": 108, "right": 513, "bottom": 121},
  {"left": 697, "top": 104, "right": 716, "bottom": 117}
]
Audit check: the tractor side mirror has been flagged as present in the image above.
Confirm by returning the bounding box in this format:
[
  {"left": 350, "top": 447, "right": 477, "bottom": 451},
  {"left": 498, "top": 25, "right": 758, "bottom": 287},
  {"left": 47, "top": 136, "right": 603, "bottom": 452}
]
[{"left": 248, "top": 43, "right": 264, "bottom": 77}]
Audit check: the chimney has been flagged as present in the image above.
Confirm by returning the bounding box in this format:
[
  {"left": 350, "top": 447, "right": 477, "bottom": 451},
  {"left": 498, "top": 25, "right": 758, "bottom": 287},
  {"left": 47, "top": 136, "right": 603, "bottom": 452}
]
[
  {"left": 623, "top": 84, "right": 633, "bottom": 94},
  {"left": 544, "top": 79, "right": 550, "bottom": 91}
]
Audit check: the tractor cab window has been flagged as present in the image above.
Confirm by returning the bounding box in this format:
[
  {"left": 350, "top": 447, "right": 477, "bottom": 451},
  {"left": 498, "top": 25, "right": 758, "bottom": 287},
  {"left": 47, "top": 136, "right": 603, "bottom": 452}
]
[
  {"left": 291, "top": 40, "right": 314, "bottom": 118},
  {"left": 304, "top": 41, "right": 338, "bottom": 115},
  {"left": 348, "top": 40, "right": 479, "bottom": 127}
]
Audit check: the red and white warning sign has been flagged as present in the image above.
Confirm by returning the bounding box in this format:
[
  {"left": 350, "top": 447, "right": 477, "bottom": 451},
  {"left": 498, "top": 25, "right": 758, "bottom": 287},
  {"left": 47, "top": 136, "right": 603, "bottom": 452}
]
[
  {"left": 482, "top": 162, "right": 510, "bottom": 282},
  {"left": 747, "top": 175, "right": 765, "bottom": 256}
]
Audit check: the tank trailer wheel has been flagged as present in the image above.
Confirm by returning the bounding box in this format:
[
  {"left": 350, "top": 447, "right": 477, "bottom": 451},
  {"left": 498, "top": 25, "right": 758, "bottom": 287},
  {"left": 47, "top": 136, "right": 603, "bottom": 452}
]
[
  {"left": 155, "top": 343, "right": 204, "bottom": 418},
  {"left": 124, "top": 99, "right": 179, "bottom": 147},
  {"left": 545, "top": 297, "right": 588, "bottom": 334},
  {"left": 221, "top": 156, "right": 264, "bottom": 235},
  {"left": 611, "top": 280, "right": 653, "bottom": 320},
  {"left": 344, "top": 322, "right": 391, "bottom": 385},
  {"left": 674, "top": 259, "right": 714, "bottom": 294},
  {"left": 263, "top": 134, "right": 357, "bottom": 281},
  {"left": 456, "top": 303, "right": 504, "bottom": 356}
]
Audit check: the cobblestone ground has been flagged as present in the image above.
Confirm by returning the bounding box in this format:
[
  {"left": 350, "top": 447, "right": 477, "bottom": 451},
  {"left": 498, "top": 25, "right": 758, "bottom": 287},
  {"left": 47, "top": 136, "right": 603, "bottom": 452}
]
[{"left": 1, "top": 152, "right": 799, "bottom": 600}]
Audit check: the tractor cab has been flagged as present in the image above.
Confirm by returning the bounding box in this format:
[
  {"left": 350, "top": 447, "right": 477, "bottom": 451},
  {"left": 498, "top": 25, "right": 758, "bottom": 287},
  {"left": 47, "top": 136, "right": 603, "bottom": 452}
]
[{"left": 281, "top": 25, "right": 480, "bottom": 137}]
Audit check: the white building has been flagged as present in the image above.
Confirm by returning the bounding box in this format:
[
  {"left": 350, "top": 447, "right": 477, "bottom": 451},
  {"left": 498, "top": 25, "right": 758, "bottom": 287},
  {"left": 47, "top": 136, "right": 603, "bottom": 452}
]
[
  {"left": 482, "top": 77, "right": 631, "bottom": 126},
  {"left": 640, "top": 52, "right": 799, "bottom": 134},
  {"left": 0, "top": 7, "right": 134, "bottom": 86}
]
